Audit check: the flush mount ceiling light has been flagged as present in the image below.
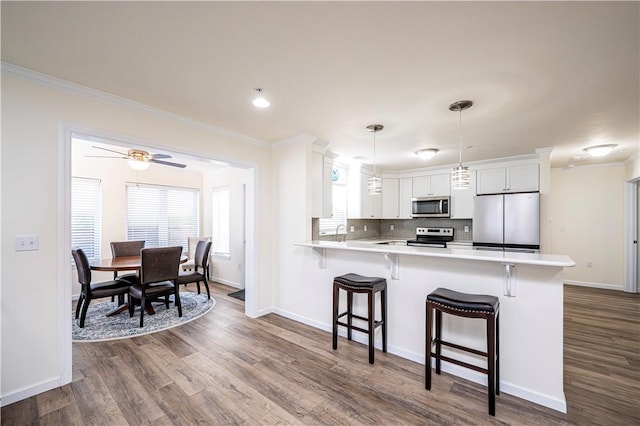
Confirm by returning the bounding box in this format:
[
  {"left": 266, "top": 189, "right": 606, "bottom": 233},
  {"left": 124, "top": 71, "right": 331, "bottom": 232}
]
[
  {"left": 366, "top": 124, "right": 384, "bottom": 195},
  {"left": 449, "top": 100, "right": 473, "bottom": 190},
  {"left": 415, "top": 148, "right": 439, "bottom": 160},
  {"left": 252, "top": 88, "right": 271, "bottom": 108},
  {"left": 583, "top": 144, "right": 617, "bottom": 157}
]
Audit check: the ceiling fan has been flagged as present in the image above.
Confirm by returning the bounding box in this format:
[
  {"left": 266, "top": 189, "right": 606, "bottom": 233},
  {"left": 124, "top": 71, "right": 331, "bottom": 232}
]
[{"left": 87, "top": 146, "right": 187, "bottom": 170}]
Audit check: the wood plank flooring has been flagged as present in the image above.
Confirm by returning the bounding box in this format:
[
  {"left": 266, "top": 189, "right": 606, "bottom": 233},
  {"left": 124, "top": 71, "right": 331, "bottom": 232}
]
[{"left": 2, "top": 283, "right": 639, "bottom": 425}]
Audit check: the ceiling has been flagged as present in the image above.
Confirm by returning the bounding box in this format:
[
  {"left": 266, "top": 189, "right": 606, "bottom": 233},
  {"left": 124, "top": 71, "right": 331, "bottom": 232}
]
[{"left": 2, "top": 2, "right": 638, "bottom": 170}]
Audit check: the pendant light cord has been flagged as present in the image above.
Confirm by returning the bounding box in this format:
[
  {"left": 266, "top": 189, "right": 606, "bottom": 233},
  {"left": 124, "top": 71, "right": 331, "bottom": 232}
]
[
  {"left": 373, "top": 130, "right": 377, "bottom": 176},
  {"left": 458, "top": 107, "right": 463, "bottom": 166}
]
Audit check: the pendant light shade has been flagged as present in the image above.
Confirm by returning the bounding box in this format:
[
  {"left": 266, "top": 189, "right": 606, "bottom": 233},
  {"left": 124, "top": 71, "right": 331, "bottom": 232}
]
[
  {"left": 449, "top": 100, "right": 473, "bottom": 190},
  {"left": 366, "top": 124, "right": 383, "bottom": 195}
]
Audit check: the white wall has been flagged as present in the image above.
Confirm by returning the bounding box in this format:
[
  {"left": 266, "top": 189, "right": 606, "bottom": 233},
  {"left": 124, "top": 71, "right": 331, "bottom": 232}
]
[
  {"left": 550, "top": 163, "right": 626, "bottom": 288},
  {"left": 1, "top": 75, "right": 273, "bottom": 404},
  {"left": 203, "top": 167, "right": 248, "bottom": 288}
]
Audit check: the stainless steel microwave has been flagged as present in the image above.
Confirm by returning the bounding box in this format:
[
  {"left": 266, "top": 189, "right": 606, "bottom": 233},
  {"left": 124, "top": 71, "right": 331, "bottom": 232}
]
[{"left": 411, "top": 196, "right": 450, "bottom": 218}]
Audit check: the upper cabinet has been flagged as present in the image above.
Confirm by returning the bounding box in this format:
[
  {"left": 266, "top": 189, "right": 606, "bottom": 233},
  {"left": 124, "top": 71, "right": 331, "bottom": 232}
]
[
  {"left": 450, "top": 171, "right": 475, "bottom": 219},
  {"left": 348, "top": 170, "right": 382, "bottom": 219},
  {"left": 311, "top": 151, "right": 333, "bottom": 217},
  {"left": 476, "top": 164, "right": 539, "bottom": 194},
  {"left": 413, "top": 173, "right": 450, "bottom": 197},
  {"left": 381, "top": 177, "right": 413, "bottom": 219}
]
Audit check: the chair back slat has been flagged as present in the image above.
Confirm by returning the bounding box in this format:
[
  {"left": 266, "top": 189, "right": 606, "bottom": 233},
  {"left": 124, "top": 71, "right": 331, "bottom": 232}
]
[
  {"left": 195, "top": 240, "right": 212, "bottom": 270},
  {"left": 72, "top": 248, "right": 91, "bottom": 285},
  {"left": 140, "top": 246, "right": 182, "bottom": 284},
  {"left": 111, "top": 240, "right": 145, "bottom": 258}
]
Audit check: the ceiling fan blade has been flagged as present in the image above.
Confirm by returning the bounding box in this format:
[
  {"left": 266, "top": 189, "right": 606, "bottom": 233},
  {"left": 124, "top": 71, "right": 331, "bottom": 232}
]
[
  {"left": 85, "top": 155, "right": 127, "bottom": 159},
  {"left": 150, "top": 159, "right": 186, "bottom": 168},
  {"left": 150, "top": 153, "right": 172, "bottom": 160},
  {"left": 92, "top": 145, "right": 128, "bottom": 156}
]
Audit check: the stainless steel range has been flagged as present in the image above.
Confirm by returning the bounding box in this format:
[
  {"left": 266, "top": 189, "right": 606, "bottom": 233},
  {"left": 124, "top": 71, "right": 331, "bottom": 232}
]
[{"left": 406, "top": 227, "right": 454, "bottom": 248}]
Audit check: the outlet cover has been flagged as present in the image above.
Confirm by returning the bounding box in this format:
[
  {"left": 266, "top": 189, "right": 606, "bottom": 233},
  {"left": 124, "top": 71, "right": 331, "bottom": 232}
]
[{"left": 15, "top": 235, "right": 39, "bottom": 251}]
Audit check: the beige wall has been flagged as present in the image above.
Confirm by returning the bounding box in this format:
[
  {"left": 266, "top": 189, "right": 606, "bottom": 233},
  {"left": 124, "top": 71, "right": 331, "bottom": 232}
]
[
  {"left": 1, "top": 76, "right": 273, "bottom": 404},
  {"left": 550, "top": 164, "right": 626, "bottom": 288}
]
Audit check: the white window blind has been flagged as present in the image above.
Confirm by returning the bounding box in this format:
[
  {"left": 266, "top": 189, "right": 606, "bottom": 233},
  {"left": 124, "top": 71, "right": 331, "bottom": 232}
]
[
  {"left": 125, "top": 183, "right": 199, "bottom": 254},
  {"left": 211, "top": 188, "right": 230, "bottom": 256},
  {"left": 71, "top": 177, "right": 101, "bottom": 263},
  {"left": 319, "top": 182, "right": 347, "bottom": 235}
]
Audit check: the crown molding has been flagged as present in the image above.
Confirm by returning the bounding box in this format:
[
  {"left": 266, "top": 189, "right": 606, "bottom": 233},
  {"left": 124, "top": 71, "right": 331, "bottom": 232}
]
[{"left": 1, "top": 61, "right": 269, "bottom": 148}]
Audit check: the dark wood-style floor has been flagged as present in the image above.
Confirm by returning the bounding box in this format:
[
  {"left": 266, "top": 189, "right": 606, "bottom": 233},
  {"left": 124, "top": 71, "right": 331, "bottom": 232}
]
[{"left": 2, "top": 283, "right": 639, "bottom": 425}]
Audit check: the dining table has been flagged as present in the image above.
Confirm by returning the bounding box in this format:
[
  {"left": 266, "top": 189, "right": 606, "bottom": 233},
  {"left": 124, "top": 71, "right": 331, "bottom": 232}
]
[{"left": 91, "top": 254, "right": 188, "bottom": 316}]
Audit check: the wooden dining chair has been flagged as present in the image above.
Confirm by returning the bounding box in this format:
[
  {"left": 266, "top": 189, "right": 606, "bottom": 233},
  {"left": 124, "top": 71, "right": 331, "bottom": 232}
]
[
  {"left": 72, "top": 248, "right": 131, "bottom": 328},
  {"left": 110, "top": 240, "right": 145, "bottom": 283},
  {"left": 177, "top": 240, "right": 212, "bottom": 299},
  {"left": 128, "top": 246, "right": 182, "bottom": 327}
]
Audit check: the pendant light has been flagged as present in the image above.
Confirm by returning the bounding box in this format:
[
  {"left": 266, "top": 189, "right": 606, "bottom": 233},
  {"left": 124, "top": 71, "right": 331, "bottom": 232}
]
[
  {"left": 252, "top": 88, "right": 271, "bottom": 108},
  {"left": 449, "top": 100, "right": 473, "bottom": 190},
  {"left": 366, "top": 124, "right": 383, "bottom": 195}
]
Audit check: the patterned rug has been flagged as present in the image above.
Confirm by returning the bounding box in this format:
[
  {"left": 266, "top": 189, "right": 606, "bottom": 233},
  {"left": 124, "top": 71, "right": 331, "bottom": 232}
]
[{"left": 72, "top": 292, "right": 215, "bottom": 342}]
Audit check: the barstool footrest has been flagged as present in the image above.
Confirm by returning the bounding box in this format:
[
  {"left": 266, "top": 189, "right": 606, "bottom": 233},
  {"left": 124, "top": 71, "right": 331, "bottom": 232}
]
[
  {"left": 437, "top": 339, "right": 488, "bottom": 358},
  {"left": 336, "top": 321, "right": 383, "bottom": 335},
  {"left": 337, "top": 312, "right": 370, "bottom": 323},
  {"left": 431, "top": 353, "right": 489, "bottom": 375}
]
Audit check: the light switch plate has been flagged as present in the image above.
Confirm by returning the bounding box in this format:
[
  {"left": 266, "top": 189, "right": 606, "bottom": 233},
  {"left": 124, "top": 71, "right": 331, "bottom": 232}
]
[{"left": 15, "top": 235, "right": 39, "bottom": 251}]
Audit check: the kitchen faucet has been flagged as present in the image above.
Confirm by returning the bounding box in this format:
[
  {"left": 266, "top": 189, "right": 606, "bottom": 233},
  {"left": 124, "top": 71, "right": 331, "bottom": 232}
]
[{"left": 335, "top": 224, "right": 347, "bottom": 242}]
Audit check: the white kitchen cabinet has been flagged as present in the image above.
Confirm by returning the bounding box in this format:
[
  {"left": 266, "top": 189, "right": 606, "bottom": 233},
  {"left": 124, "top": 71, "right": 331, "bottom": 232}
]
[
  {"left": 311, "top": 152, "right": 333, "bottom": 217},
  {"left": 450, "top": 170, "right": 475, "bottom": 219},
  {"left": 476, "top": 164, "right": 539, "bottom": 194},
  {"left": 413, "top": 173, "right": 450, "bottom": 197},
  {"left": 398, "top": 177, "right": 413, "bottom": 219},
  {"left": 349, "top": 171, "right": 382, "bottom": 218},
  {"left": 382, "top": 178, "right": 399, "bottom": 218}
]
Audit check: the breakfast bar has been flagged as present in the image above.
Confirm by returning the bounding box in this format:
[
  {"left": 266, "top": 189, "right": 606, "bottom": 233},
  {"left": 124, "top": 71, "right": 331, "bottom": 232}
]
[{"left": 294, "top": 240, "right": 575, "bottom": 413}]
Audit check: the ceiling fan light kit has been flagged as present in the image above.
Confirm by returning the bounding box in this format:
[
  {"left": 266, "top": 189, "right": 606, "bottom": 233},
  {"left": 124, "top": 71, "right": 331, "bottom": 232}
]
[
  {"left": 89, "top": 146, "right": 186, "bottom": 170},
  {"left": 449, "top": 100, "right": 473, "bottom": 190},
  {"left": 366, "top": 124, "right": 384, "bottom": 195}
]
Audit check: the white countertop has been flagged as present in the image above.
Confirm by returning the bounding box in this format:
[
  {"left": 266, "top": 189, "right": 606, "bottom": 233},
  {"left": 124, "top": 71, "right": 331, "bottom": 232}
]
[{"left": 295, "top": 239, "right": 575, "bottom": 267}]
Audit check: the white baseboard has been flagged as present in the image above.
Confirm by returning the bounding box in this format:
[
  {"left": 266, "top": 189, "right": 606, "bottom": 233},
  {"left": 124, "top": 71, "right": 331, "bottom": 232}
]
[
  {"left": 211, "top": 276, "right": 242, "bottom": 289},
  {"left": 269, "top": 307, "right": 567, "bottom": 413},
  {"left": 564, "top": 280, "right": 624, "bottom": 291},
  {"left": 1, "top": 376, "right": 63, "bottom": 407}
]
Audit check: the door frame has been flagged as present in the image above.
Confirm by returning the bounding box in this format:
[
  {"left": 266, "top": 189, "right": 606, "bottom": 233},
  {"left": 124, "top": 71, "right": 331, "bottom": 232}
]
[{"left": 624, "top": 179, "right": 639, "bottom": 293}]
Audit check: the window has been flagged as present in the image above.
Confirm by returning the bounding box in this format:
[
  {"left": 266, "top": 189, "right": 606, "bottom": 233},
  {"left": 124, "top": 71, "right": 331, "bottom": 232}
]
[
  {"left": 211, "top": 187, "right": 230, "bottom": 257},
  {"left": 71, "top": 177, "right": 101, "bottom": 263},
  {"left": 319, "top": 166, "right": 348, "bottom": 235},
  {"left": 125, "top": 183, "right": 199, "bottom": 254}
]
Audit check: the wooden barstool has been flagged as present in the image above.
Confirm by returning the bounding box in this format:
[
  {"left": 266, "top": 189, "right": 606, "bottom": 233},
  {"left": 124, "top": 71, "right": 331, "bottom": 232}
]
[
  {"left": 425, "top": 288, "right": 500, "bottom": 416},
  {"left": 332, "top": 273, "right": 387, "bottom": 364}
]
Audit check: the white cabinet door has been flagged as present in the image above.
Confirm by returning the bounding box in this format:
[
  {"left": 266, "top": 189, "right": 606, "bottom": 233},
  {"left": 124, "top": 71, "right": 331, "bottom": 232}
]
[
  {"left": 476, "top": 168, "right": 507, "bottom": 194},
  {"left": 311, "top": 152, "right": 333, "bottom": 217},
  {"left": 413, "top": 174, "right": 451, "bottom": 197},
  {"left": 450, "top": 171, "right": 475, "bottom": 219},
  {"left": 430, "top": 173, "right": 451, "bottom": 196},
  {"left": 398, "top": 178, "right": 413, "bottom": 219},
  {"left": 359, "top": 172, "right": 381, "bottom": 218},
  {"left": 507, "top": 164, "right": 539, "bottom": 192},
  {"left": 477, "top": 164, "right": 539, "bottom": 194},
  {"left": 382, "top": 178, "right": 399, "bottom": 219}
]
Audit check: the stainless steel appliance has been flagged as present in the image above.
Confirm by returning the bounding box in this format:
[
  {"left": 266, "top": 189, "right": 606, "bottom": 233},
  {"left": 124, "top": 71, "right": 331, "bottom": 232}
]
[
  {"left": 411, "top": 196, "right": 450, "bottom": 218},
  {"left": 407, "top": 227, "right": 454, "bottom": 248},
  {"left": 473, "top": 192, "right": 540, "bottom": 251}
]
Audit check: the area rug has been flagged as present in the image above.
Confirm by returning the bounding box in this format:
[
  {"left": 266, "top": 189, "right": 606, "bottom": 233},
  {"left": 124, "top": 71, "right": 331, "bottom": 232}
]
[
  {"left": 228, "top": 289, "right": 245, "bottom": 301},
  {"left": 72, "top": 292, "right": 215, "bottom": 342}
]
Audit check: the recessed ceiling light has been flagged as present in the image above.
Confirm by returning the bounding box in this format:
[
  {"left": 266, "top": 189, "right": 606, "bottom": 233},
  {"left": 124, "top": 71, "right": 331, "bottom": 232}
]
[
  {"left": 415, "top": 148, "right": 439, "bottom": 160},
  {"left": 252, "top": 88, "right": 271, "bottom": 108},
  {"left": 583, "top": 144, "right": 617, "bottom": 157}
]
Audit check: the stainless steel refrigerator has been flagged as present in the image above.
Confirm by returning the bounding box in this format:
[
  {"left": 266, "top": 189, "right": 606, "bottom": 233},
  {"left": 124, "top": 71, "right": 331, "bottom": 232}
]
[{"left": 472, "top": 192, "right": 540, "bottom": 251}]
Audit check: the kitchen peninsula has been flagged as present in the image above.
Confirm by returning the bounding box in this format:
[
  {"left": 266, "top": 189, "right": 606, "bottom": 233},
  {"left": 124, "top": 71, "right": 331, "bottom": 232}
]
[{"left": 294, "top": 240, "right": 575, "bottom": 412}]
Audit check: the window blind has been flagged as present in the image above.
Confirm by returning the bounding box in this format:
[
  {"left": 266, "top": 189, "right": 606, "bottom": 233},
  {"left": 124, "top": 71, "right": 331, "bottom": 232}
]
[
  {"left": 71, "top": 177, "right": 102, "bottom": 263},
  {"left": 211, "top": 188, "right": 230, "bottom": 256},
  {"left": 125, "top": 183, "right": 199, "bottom": 254}
]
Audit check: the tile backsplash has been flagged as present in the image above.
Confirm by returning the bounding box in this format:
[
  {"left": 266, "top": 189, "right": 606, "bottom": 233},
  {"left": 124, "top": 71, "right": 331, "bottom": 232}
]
[{"left": 313, "top": 218, "right": 473, "bottom": 242}]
